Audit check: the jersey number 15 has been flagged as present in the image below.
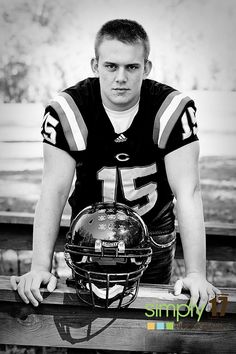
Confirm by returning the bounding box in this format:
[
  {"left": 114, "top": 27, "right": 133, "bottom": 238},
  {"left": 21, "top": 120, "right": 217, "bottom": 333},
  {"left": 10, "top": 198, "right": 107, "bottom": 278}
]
[{"left": 97, "top": 163, "right": 158, "bottom": 216}]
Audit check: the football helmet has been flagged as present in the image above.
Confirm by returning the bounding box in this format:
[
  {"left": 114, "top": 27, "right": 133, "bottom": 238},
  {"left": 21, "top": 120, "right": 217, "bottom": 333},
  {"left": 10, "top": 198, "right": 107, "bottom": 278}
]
[{"left": 64, "top": 202, "right": 152, "bottom": 309}]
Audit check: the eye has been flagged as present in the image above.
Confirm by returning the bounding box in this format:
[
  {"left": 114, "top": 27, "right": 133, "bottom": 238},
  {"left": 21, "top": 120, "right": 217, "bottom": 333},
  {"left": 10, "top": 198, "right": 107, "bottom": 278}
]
[
  {"left": 104, "top": 63, "right": 117, "bottom": 71},
  {"left": 127, "top": 65, "right": 139, "bottom": 71}
]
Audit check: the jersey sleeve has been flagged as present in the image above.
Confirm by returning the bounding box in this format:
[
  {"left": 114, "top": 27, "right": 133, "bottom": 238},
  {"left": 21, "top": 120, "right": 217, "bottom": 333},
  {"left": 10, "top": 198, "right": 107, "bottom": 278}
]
[
  {"left": 163, "top": 105, "right": 199, "bottom": 155},
  {"left": 41, "top": 91, "right": 88, "bottom": 159},
  {"left": 152, "top": 90, "right": 199, "bottom": 155},
  {"left": 41, "top": 106, "right": 72, "bottom": 154}
]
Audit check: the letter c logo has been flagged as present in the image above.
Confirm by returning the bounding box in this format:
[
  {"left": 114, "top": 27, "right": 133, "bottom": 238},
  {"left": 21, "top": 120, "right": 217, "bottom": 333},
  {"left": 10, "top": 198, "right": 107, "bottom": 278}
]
[{"left": 115, "top": 153, "right": 130, "bottom": 162}]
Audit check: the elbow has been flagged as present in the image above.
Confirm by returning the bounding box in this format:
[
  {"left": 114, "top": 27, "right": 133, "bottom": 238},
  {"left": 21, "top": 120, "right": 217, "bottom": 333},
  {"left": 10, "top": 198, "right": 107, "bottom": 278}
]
[
  {"left": 193, "top": 180, "right": 201, "bottom": 195},
  {"left": 174, "top": 180, "right": 202, "bottom": 202}
]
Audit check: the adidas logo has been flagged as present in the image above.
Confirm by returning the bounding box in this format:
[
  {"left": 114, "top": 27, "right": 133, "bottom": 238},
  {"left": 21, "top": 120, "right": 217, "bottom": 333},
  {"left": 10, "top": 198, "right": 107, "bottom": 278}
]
[{"left": 114, "top": 134, "right": 127, "bottom": 143}]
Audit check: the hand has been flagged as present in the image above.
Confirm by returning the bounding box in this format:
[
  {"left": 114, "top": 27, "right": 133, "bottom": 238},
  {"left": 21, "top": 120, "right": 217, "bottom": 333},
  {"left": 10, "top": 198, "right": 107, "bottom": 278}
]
[
  {"left": 10, "top": 270, "right": 57, "bottom": 307},
  {"left": 174, "top": 273, "right": 221, "bottom": 311}
]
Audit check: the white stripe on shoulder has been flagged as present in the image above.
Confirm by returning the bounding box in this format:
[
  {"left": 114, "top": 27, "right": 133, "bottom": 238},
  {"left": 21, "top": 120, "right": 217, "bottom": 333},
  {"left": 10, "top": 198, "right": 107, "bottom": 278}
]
[
  {"left": 158, "top": 92, "right": 188, "bottom": 145},
  {"left": 53, "top": 95, "right": 86, "bottom": 151}
]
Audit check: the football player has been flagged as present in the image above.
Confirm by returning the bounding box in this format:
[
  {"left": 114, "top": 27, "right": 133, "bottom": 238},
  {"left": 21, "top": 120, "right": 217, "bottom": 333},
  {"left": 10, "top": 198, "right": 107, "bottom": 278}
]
[{"left": 11, "top": 19, "right": 220, "bottom": 310}]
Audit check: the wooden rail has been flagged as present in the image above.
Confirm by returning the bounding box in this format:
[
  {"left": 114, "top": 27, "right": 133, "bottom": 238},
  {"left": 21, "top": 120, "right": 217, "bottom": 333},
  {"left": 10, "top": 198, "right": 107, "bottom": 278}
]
[
  {"left": 0, "top": 276, "right": 236, "bottom": 353},
  {"left": 1, "top": 211, "right": 235, "bottom": 261}
]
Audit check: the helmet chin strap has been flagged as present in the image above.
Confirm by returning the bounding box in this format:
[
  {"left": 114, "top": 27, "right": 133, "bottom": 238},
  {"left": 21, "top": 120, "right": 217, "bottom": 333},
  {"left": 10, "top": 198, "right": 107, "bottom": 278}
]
[{"left": 86, "top": 283, "right": 125, "bottom": 299}]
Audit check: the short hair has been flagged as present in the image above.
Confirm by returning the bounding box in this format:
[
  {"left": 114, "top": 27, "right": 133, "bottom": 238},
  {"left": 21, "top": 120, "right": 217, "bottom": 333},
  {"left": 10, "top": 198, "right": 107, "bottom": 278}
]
[{"left": 95, "top": 19, "right": 150, "bottom": 61}]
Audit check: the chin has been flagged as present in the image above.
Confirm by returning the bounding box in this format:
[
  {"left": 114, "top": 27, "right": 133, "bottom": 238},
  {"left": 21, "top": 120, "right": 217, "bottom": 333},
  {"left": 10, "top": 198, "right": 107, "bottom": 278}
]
[{"left": 111, "top": 96, "right": 132, "bottom": 106}]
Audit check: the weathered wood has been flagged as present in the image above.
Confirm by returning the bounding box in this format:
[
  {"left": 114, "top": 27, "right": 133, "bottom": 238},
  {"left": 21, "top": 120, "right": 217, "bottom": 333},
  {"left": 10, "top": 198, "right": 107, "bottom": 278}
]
[
  {"left": 0, "top": 250, "right": 19, "bottom": 276},
  {"left": 0, "top": 211, "right": 70, "bottom": 226},
  {"left": 0, "top": 276, "right": 236, "bottom": 353},
  {"left": 1, "top": 211, "right": 235, "bottom": 236},
  {"left": 1, "top": 212, "right": 235, "bottom": 261},
  {"left": 0, "top": 275, "right": 236, "bottom": 312}
]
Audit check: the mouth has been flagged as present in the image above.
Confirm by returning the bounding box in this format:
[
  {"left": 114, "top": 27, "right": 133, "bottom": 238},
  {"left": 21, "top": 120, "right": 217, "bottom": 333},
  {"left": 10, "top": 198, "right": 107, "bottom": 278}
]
[
  {"left": 112, "top": 88, "right": 130, "bottom": 95},
  {"left": 113, "top": 88, "right": 130, "bottom": 91}
]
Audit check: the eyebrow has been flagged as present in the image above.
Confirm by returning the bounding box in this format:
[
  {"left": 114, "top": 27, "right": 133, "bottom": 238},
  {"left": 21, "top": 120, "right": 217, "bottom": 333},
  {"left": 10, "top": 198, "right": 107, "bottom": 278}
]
[{"left": 104, "top": 61, "right": 141, "bottom": 66}]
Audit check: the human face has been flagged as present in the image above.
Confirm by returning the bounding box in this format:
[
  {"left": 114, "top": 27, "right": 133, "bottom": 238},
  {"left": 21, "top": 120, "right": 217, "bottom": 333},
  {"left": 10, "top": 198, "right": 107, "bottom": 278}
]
[{"left": 91, "top": 39, "right": 152, "bottom": 111}]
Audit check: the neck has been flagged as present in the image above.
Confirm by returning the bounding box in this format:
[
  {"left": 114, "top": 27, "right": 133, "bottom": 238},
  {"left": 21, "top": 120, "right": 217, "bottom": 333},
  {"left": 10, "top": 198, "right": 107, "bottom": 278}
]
[
  {"left": 103, "top": 99, "right": 139, "bottom": 114},
  {"left": 101, "top": 95, "right": 140, "bottom": 112}
]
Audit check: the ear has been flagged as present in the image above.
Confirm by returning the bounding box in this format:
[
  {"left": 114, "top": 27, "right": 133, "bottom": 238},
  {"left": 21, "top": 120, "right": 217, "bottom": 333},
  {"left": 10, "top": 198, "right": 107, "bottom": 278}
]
[
  {"left": 143, "top": 60, "right": 152, "bottom": 79},
  {"left": 91, "top": 58, "right": 99, "bottom": 77}
]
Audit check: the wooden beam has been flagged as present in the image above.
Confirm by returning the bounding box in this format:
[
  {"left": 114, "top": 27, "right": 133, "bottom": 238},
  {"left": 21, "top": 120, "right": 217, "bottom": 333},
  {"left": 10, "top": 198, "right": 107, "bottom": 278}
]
[
  {"left": 1, "top": 212, "right": 235, "bottom": 261},
  {"left": 0, "top": 211, "right": 71, "bottom": 227},
  {"left": 1, "top": 211, "right": 235, "bottom": 236},
  {"left": 0, "top": 276, "right": 236, "bottom": 352}
]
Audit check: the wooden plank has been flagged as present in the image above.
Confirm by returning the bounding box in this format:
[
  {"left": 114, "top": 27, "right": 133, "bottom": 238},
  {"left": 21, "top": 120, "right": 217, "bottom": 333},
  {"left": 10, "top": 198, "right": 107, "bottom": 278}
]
[
  {"left": 0, "top": 213, "right": 70, "bottom": 253},
  {"left": 0, "top": 223, "right": 68, "bottom": 253},
  {"left": 1, "top": 211, "right": 235, "bottom": 236},
  {"left": 0, "top": 211, "right": 70, "bottom": 227},
  {"left": 0, "top": 304, "right": 236, "bottom": 353},
  {"left": 0, "top": 276, "right": 236, "bottom": 352},
  {"left": 174, "top": 235, "right": 236, "bottom": 261},
  {"left": 0, "top": 276, "right": 236, "bottom": 312},
  {"left": 1, "top": 214, "right": 236, "bottom": 261}
]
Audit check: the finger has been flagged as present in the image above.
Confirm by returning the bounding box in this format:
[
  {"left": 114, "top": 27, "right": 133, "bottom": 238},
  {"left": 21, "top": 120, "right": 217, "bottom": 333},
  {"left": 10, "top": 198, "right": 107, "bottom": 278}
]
[
  {"left": 10, "top": 275, "right": 20, "bottom": 290},
  {"left": 47, "top": 275, "right": 57, "bottom": 292},
  {"left": 212, "top": 287, "right": 222, "bottom": 303},
  {"left": 16, "top": 278, "right": 30, "bottom": 304},
  {"left": 207, "top": 289, "right": 216, "bottom": 301},
  {"left": 207, "top": 288, "right": 217, "bottom": 298},
  {"left": 198, "top": 291, "right": 209, "bottom": 312},
  {"left": 174, "top": 279, "right": 183, "bottom": 296},
  {"left": 24, "top": 276, "right": 39, "bottom": 307},
  {"left": 189, "top": 289, "right": 200, "bottom": 308},
  {"left": 206, "top": 286, "right": 222, "bottom": 309},
  {"left": 31, "top": 277, "right": 43, "bottom": 303},
  {"left": 212, "top": 286, "right": 221, "bottom": 295},
  {"left": 205, "top": 290, "right": 216, "bottom": 312}
]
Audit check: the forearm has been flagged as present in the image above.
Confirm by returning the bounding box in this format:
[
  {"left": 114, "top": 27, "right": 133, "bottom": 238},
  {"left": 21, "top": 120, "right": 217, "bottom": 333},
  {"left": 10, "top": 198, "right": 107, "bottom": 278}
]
[
  {"left": 31, "top": 190, "right": 68, "bottom": 272},
  {"left": 10, "top": 145, "right": 75, "bottom": 305},
  {"left": 165, "top": 135, "right": 219, "bottom": 304},
  {"left": 176, "top": 188, "right": 206, "bottom": 276},
  {"left": 31, "top": 144, "right": 75, "bottom": 272}
]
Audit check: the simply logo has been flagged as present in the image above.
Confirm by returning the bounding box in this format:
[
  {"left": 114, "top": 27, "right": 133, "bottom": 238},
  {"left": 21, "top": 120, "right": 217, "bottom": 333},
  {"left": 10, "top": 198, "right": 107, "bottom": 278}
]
[
  {"left": 145, "top": 303, "right": 205, "bottom": 322},
  {"left": 145, "top": 294, "right": 228, "bottom": 322}
]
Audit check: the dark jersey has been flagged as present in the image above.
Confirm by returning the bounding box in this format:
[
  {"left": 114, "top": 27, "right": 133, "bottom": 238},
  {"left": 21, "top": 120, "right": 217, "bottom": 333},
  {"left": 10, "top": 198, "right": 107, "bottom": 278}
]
[{"left": 41, "top": 78, "right": 198, "bottom": 233}]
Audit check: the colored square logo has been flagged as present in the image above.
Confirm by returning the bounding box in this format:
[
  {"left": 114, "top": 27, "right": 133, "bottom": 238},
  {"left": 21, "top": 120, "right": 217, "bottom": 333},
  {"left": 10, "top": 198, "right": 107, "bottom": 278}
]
[
  {"left": 147, "top": 322, "right": 155, "bottom": 330},
  {"left": 156, "top": 322, "right": 165, "bottom": 330},
  {"left": 166, "top": 322, "right": 174, "bottom": 330}
]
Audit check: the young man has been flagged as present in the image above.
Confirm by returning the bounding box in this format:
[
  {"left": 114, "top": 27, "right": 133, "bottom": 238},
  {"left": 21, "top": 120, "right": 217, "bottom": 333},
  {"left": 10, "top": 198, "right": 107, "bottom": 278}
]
[{"left": 11, "top": 19, "right": 220, "bottom": 309}]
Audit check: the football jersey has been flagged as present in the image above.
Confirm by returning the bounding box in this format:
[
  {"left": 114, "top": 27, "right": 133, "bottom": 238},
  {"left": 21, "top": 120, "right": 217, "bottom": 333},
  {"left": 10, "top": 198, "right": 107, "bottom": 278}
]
[{"left": 41, "top": 78, "right": 198, "bottom": 233}]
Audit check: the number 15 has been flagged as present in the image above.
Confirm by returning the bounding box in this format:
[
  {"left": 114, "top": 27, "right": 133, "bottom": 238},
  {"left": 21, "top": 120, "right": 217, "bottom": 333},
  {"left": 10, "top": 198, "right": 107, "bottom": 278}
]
[{"left": 97, "top": 164, "right": 158, "bottom": 216}]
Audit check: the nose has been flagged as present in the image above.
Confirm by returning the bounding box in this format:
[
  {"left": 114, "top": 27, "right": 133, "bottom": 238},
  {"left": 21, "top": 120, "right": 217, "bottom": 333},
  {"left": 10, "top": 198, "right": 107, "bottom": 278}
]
[{"left": 115, "top": 67, "right": 127, "bottom": 83}]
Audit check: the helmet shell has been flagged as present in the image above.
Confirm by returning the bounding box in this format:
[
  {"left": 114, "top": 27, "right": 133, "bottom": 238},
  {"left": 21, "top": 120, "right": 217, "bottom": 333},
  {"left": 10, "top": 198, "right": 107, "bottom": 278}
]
[
  {"left": 70, "top": 202, "right": 147, "bottom": 250},
  {"left": 64, "top": 202, "right": 152, "bottom": 309}
]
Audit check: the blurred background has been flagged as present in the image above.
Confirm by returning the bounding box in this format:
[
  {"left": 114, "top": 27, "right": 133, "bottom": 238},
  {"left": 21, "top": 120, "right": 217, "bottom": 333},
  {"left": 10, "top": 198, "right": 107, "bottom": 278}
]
[
  {"left": 0, "top": 0, "right": 235, "bottom": 288},
  {"left": 1, "top": 0, "right": 236, "bottom": 101}
]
